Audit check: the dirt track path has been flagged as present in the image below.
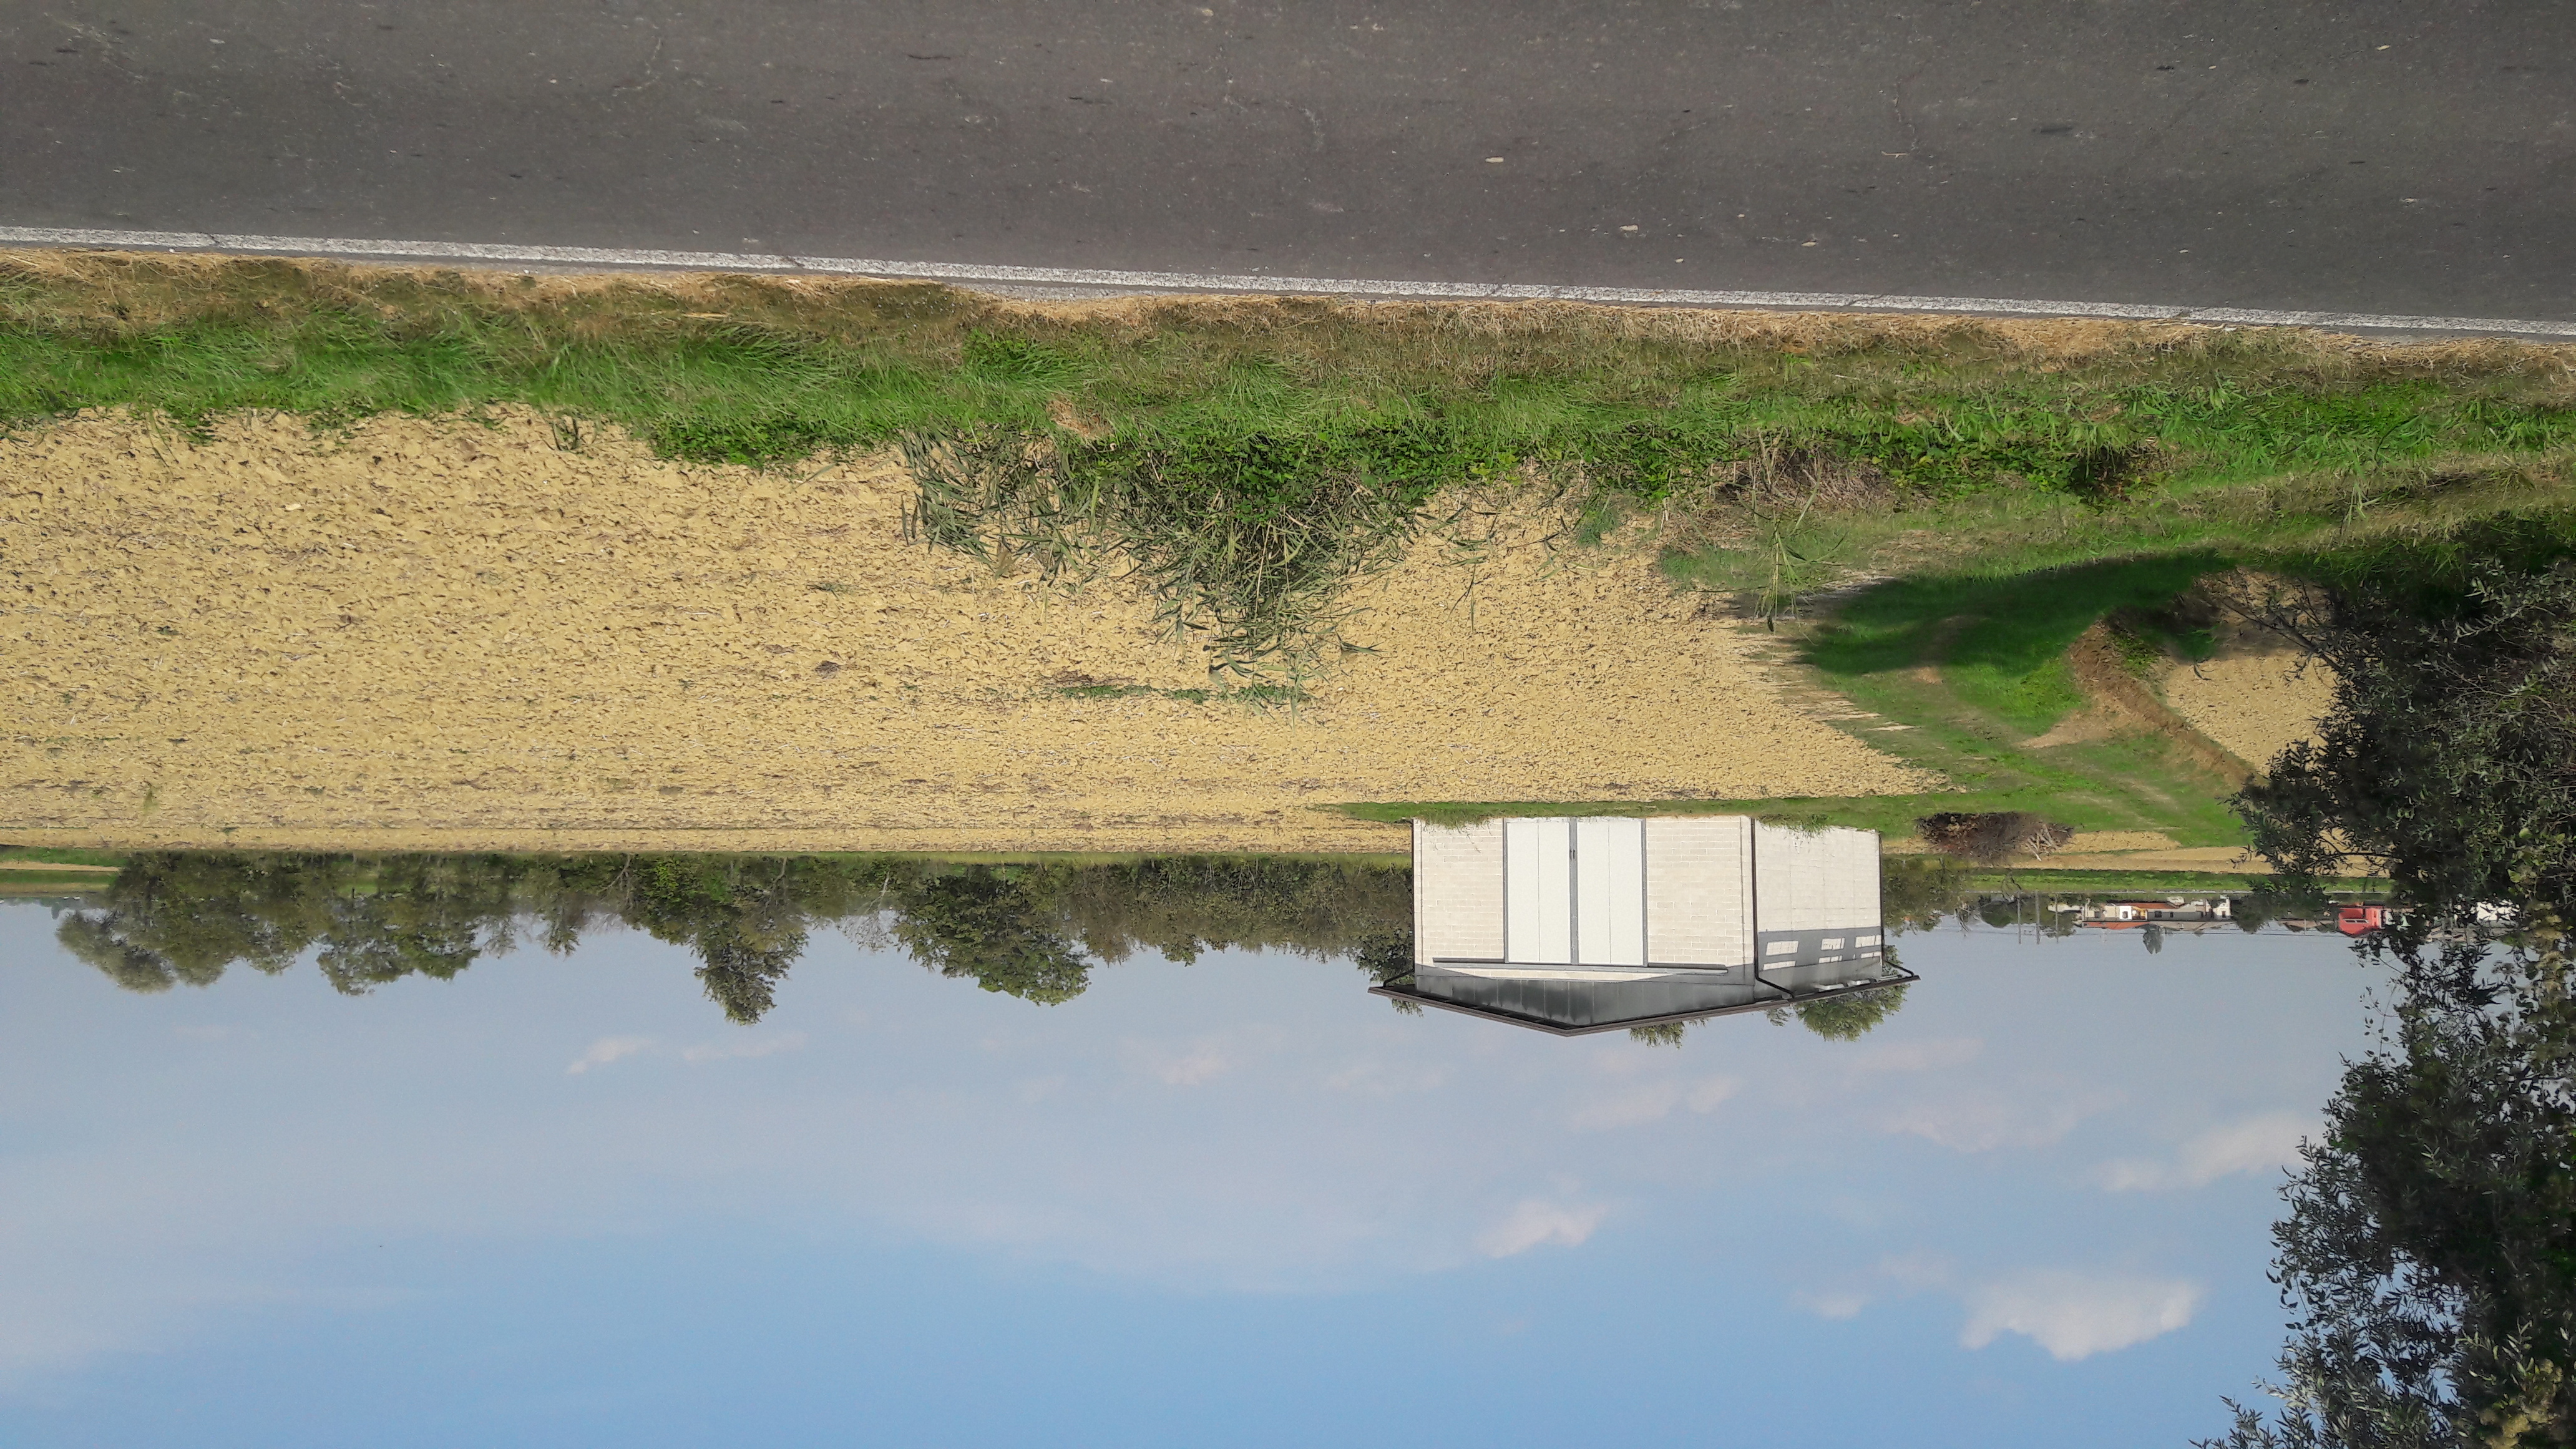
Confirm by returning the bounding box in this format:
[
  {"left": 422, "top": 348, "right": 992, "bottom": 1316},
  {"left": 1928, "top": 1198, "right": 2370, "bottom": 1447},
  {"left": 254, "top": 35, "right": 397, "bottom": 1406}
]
[{"left": 4, "top": 409, "right": 1936, "bottom": 853}]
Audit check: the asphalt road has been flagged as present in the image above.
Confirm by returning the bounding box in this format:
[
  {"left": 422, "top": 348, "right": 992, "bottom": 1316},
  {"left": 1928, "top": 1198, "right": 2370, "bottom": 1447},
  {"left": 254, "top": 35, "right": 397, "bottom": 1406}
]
[{"left": 6, "top": 1, "right": 2572, "bottom": 319}]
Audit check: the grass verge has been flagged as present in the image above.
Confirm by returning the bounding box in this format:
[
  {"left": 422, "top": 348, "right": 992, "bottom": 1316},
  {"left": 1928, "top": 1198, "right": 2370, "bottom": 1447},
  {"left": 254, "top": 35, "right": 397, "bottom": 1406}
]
[
  {"left": 7, "top": 251, "right": 2575, "bottom": 671},
  {"left": 12, "top": 251, "right": 2576, "bottom": 837}
]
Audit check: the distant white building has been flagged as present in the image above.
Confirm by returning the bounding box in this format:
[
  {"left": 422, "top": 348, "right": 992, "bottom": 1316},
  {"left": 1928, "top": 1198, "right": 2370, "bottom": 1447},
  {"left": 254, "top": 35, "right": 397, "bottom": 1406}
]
[
  {"left": 1382, "top": 816, "right": 1905, "bottom": 1035},
  {"left": 2068, "top": 897, "right": 2234, "bottom": 929}
]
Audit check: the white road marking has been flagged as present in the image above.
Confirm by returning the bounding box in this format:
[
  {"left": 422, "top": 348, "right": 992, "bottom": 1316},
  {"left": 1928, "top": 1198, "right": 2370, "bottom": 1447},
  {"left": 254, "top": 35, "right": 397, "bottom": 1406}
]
[{"left": 4, "top": 225, "right": 2572, "bottom": 338}]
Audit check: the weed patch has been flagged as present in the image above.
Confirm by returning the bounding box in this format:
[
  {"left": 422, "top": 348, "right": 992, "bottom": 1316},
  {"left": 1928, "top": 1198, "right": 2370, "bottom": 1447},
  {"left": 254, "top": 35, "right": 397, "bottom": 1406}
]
[{"left": 1052, "top": 681, "right": 1309, "bottom": 709}]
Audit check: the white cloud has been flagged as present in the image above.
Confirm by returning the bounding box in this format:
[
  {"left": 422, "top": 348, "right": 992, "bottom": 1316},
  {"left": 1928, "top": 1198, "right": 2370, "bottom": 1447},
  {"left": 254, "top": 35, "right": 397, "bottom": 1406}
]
[
  {"left": 1569, "top": 1075, "right": 1737, "bottom": 1129},
  {"left": 1476, "top": 1200, "right": 1609, "bottom": 1258},
  {"left": 1851, "top": 1037, "right": 1983, "bottom": 1073},
  {"left": 2095, "top": 1113, "right": 2313, "bottom": 1192},
  {"left": 1795, "top": 1289, "right": 1871, "bottom": 1320},
  {"left": 1883, "top": 1087, "right": 2120, "bottom": 1153},
  {"left": 1570, "top": 1083, "right": 1682, "bottom": 1129},
  {"left": 564, "top": 1036, "right": 653, "bottom": 1076},
  {"left": 680, "top": 1031, "right": 808, "bottom": 1065},
  {"left": 1791, "top": 1252, "right": 1954, "bottom": 1325},
  {"left": 1960, "top": 1271, "right": 2205, "bottom": 1360},
  {"left": 1687, "top": 1075, "right": 1740, "bottom": 1112},
  {"left": 1322, "top": 1060, "right": 1451, "bottom": 1096},
  {"left": 1151, "top": 1042, "right": 1229, "bottom": 1086},
  {"left": 1876, "top": 1251, "right": 1956, "bottom": 1290}
]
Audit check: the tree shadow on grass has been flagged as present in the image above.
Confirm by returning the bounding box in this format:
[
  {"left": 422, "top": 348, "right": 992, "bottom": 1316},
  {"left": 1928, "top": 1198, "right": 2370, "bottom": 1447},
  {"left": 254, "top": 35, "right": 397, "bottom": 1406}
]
[{"left": 1803, "top": 550, "right": 2232, "bottom": 733}]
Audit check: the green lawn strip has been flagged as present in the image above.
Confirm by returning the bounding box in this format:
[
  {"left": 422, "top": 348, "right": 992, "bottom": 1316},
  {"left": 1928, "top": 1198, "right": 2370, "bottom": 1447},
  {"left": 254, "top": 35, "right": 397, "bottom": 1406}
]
[
  {"left": 1776, "top": 550, "right": 2315, "bottom": 847},
  {"left": 1326, "top": 779, "right": 2233, "bottom": 839},
  {"left": 1772, "top": 514, "right": 2576, "bottom": 851},
  {"left": 0, "top": 873, "right": 118, "bottom": 891},
  {"left": 7, "top": 257, "right": 2573, "bottom": 491},
  {"left": 0, "top": 845, "right": 131, "bottom": 867},
  {"left": 1948, "top": 867, "right": 2389, "bottom": 894},
  {"left": 1813, "top": 658, "right": 2244, "bottom": 839}
]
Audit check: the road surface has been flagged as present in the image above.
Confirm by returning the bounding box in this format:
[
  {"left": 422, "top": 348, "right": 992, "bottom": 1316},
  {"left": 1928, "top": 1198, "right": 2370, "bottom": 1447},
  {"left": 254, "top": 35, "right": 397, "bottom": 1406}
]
[{"left": 5, "top": 1, "right": 2571, "bottom": 321}]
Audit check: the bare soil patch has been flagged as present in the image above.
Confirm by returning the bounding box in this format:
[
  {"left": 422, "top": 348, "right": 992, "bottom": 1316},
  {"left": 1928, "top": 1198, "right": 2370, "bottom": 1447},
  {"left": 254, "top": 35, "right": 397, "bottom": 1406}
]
[
  {"left": 2155, "top": 591, "right": 2338, "bottom": 779},
  {"left": 2, "top": 409, "right": 1933, "bottom": 853},
  {"left": 2052, "top": 622, "right": 2257, "bottom": 786}
]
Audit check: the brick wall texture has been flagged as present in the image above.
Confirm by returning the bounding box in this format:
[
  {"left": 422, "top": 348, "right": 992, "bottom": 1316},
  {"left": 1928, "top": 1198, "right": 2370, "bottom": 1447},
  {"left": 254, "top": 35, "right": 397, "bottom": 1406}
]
[
  {"left": 1644, "top": 816, "right": 1755, "bottom": 966},
  {"left": 1750, "top": 823, "right": 1883, "bottom": 932},
  {"left": 1414, "top": 819, "right": 1506, "bottom": 964}
]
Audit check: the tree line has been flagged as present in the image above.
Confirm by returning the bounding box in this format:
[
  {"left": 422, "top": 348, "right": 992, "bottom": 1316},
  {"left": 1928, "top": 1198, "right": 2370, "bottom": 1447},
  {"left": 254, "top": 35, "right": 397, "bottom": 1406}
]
[{"left": 54, "top": 852, "right": 1414, "bottom": 1024}]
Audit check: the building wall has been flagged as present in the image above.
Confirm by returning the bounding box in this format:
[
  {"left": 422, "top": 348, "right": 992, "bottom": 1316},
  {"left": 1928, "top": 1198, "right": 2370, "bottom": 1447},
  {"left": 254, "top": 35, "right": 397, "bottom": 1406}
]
[
  {"left": 1417, "top": 816, "right": 1881, "bottom": 970},
  {"left": 1414, "top": 819, "right": 1506, "bottom": 964},
  {"left": 1644, "top": 816, "right": 1755, "bottom": 967},
  {"left": 1750, "top": 822, "right": 1882, "bottom": 933}
]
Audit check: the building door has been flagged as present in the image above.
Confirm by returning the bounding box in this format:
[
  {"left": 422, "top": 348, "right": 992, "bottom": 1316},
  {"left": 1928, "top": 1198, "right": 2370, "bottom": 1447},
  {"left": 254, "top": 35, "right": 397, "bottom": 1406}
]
[
  {"left": 1503, "top": 817, "right": 1646, "bottom": 965},
  {"left": 1503, "top": 817, "right": 1572, "bottom": 964},
  {"left": 1576, "top": 817, "right": 1647, "bottom": 966}
]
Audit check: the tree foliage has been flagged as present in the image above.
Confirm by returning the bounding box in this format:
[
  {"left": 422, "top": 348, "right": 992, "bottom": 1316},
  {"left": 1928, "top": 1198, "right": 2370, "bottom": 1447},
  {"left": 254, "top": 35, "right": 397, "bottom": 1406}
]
[
  {"left": 1788, "top": 983, "right": 1911, "bottom": 1041},
  {"left": 2203, "top": 915, "right": 2576, "bottom": 1449},
  {"left": 57, "top": 852, "right": 1414, "bottom": 1023},
  {"left": 2235, "top": 535, "right": 2576, "bottom": 935},
  {"left": 2217, "top": 538, "right": 2576, "bottom": 1448}
]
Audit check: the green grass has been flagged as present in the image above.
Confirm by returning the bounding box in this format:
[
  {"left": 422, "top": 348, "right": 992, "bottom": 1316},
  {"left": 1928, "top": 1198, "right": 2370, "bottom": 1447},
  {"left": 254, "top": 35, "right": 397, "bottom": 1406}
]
[
  {"left": 9, "top": 253, "right": 2575, "bottom": 671},
  {"left": 1951, "top": 867, "right": 2388, "bottom": 893},
  {"left": 1330, "top": 769, "right": 2243, "bottom": 841},
  {"left": 0, "top": 845, "right": 130, "bottom": 867},
  {"left": 1807, "top": 554, "right": 2228, "bottom": 732},
  {"left": 12, "top": 253, "right": 2576, "bottom": 830},
  {"left": 9, "top": 266, "right": 2570, "bottom": 482}
]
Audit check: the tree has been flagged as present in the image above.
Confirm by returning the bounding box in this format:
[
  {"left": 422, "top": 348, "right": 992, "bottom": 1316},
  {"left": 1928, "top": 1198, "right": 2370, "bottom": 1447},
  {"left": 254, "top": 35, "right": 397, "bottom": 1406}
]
[
  {"left": 55, "top": 852, "right": 358, "bottom": 989},
  {"left": 1781, "top": 982, "right": 1910, "bottom": 1041},
  {"left": 2214, "top": 536, "right": 2576, "bottom": 1448},
  {"left": 890, "top": 871, "right": 1093, "bottom": 1005},
  {"left": 691, "top": 925, "right": 804, "bottom": 1025},
  {"left": 2201, "top": 913, "right": 2575, "bottom": 1449},
  {"left": 57, "top": 850, "right": 1417, "bottom": 1022},
  {"left": 2233, "top": 539, "right": 2576, "bottom": 936}
]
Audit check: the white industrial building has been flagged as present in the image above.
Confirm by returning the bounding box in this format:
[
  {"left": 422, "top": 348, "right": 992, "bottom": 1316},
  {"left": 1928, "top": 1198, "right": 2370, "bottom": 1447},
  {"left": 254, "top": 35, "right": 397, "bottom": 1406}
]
[{"left": 1378, "top": 816, "right": 1905, "bottom": 1035}]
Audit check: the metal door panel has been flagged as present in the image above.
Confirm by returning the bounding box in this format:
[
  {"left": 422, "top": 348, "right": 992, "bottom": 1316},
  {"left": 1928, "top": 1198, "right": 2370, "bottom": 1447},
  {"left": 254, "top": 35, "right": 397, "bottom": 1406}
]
[
  {"left": 1574, "top": 817, "right": 1647, "bottom": 966},
  {"left": 1503, "top": 817, "right": 1573, "bottom": 964}
]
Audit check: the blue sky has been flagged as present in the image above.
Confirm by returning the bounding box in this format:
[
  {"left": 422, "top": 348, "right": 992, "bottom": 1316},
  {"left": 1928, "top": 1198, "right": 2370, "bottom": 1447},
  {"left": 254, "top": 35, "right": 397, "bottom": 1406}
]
[{"left": 0, "top": 902, "right": 2378, "bottom": 1448}]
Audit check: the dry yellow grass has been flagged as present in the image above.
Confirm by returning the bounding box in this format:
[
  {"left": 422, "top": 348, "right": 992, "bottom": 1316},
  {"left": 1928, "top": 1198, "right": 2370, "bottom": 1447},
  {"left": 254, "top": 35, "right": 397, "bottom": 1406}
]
[
  {"left": 2, "top": 407, "right": 1939, "bottom": 853},
  {"left": 13, "top": 248, "right": 2572, "bottom": 377}
]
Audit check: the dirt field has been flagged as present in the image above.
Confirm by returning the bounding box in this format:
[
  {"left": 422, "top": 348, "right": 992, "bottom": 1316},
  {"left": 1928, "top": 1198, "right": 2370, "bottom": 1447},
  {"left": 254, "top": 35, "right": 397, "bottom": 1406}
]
[
  {"left": 2157, "top": 600, "right": 2338, "bottom": 778},
  {"left": 3, "top": 408, "right": 1946, "bottom": 854}
]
